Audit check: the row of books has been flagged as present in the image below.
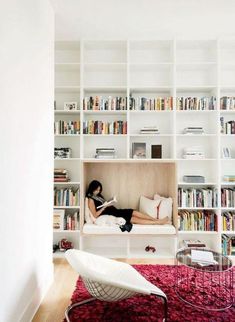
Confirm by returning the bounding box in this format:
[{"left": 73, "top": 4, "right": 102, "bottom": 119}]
[
  {"left": 83, "top": 120, "right": 127, "bottom": 135},
  {"left": 53, "top": 209, "right": 79, "bottom": 230},
  {"left": 54, "top": 121, "right": 80, "bottom": 135},
  {"left": 54, "top": 148, "right": 72, "bottom": 159},
  {"left": 178, "top": 187, "right": 218, "bottom": 208},
  {"left": 54, "top": 187, "right": 79, "bottom": 207},
  {"left": 221, "top": 234, "right": 235, "bottom": 256},
  {"left": 176, "top": 96, "right": 216, "bottom": 110},
  {"left": 83, "top": 96, "right": 127, "bottom": 111},
  {"left": 221, "top": 188, "right": 235, "bottom": 208},
  {"left": 222, "top": 212, "right": 235, "bottom": 231},
  {"left": 220, "top": 96, "right": 235, "bottom": 110},
  {"left": 220, "top": 117, "right": 235, "bottom": 134},
  {"left": 129, "top": 96, "right": 173, "bottom": 110},
  {"left": 178, "top": 210, "right": 217, "bottom": 231},
  {"left": 54, "top": 169, "right": 70, "bottom": 182}
]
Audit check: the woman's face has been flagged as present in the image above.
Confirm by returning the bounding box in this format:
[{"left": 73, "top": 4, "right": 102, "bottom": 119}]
[{"left": 93, "top": 186, "right": 101, "bottom": 196}]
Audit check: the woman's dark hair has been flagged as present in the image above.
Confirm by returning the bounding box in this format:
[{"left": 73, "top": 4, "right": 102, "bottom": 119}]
[{"left": 86, "top": 180, "right": 103, "bottom": 197}]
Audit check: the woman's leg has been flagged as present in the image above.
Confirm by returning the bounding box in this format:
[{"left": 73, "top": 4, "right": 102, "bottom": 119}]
[
  {"left": 132, "top": 210, "right": 165, "bottom": 222},
  {"left": 131, "top": 216, "right": 170, "bottom": 225}
]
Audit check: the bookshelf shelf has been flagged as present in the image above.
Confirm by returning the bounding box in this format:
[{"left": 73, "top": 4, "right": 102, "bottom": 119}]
[
  {"left": 53, "top": 39, "right": 235, "bottom": 259},
  {"left": 178, "top": 231, "right": 218, "bottom": 234}
]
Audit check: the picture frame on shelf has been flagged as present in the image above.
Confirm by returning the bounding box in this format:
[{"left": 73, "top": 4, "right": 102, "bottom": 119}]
[
  {"left": 64, "top": 102, "right": 78, "bottom": 111},
  {"left": 53, "top": 209, "right": 65, "bottom": 230},
  {"left": 132, "top": 142, "right": 146, "bottom": 159},
  {"left": 222, "top": 147, "right": 231, "bottom": 159}
]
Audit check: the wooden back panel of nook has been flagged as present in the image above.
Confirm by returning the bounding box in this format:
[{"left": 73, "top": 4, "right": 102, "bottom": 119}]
[{"left": 81, "top": 160, "right": 178, "bottom": 228}]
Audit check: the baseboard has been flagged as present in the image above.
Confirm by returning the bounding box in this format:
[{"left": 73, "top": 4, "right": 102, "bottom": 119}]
[{"left": 19, "top": 263, "right": 54, "bottom": 322}]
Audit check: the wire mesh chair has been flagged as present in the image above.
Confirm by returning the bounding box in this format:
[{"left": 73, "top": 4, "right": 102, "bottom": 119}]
[{"left": 65, "top": 249, "right": 168, "bottom": 322}]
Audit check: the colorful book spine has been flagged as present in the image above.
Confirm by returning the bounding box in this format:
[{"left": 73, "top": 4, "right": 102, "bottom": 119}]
[
  {"left": 178, "top": 210, "right": 217, "bottom": 231},
  {"left": 176, "top": 96, "right": 216, "bottom": 110},
  {"left": 54, "top": 120, "right": 80, "bottom": 135},
  {"left": 178, "top": 187, "right": 218, "bottom": 208},
  {"left": 129, "top": 96, "right": 173, "bottom": 111},
  {"left": 83, "top": 96, "right": 127, "bottom": 111},
  {"left": 83, "top": 120, "right": 127, "bottom": 134},
  {"left": 54, "top": 188, "right": 80, "bottom": 206}
]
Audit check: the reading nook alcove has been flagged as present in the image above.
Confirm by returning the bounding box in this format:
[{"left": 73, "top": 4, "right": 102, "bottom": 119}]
[{"left": 80, "top": 159, "right": 177, "bottom": 258}]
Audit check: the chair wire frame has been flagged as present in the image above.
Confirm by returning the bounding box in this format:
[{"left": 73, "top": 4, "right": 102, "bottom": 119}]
[{"left": 65, "top": 277, "right": 168, "bottom": 322}]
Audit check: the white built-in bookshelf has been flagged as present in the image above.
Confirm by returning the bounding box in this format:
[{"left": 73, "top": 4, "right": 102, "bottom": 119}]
[{"left": 53, "top": 39, "right": 235, "bottom": 260}]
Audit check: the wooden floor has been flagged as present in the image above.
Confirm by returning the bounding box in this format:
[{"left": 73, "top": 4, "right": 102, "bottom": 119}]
[{"left": 32, "top": 257, "right": 174, "bottom": 322}]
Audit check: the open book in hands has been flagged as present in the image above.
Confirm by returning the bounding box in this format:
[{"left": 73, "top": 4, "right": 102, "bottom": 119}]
[{"left": 97, "top": 196, "right": 117, "bottom": 209}]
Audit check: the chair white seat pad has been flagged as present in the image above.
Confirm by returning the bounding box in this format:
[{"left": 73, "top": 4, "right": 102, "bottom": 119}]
[{"left": 83, "top": 223, "right": 176, "bottom": 235}]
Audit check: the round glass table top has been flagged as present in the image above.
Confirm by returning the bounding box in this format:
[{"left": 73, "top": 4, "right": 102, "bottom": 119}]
[{"left": 176, "top": 247, "right": 233, "bottom": 272}]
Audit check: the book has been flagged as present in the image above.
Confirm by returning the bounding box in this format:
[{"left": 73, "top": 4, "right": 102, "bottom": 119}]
[
  {"left": 97, "top": 196, "right": 117, "bottom": 209},
  {"left": 182, "top": 239, "right": 206, "bottom": 248},
  {"left": 191, "top": 249, "right": 217, "bottom": 265}
]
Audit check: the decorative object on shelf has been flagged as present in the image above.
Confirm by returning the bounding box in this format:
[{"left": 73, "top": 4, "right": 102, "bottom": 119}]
[
  {"left": 83, "top": 120, "right": 127, "bottom": 135},
  {"left": 182, "top": 127, "right": 204, "bottom": 135},
  {"left": 176, "top": 96, "right": 216, "bottom": 111},
  {"left": 83, "top": 96, "right": 127, "bottom": 111},
  {"left": 64, "top": 102, "right": 78, "bottom": 111},
  {"left": 132, "top": 142, "right": 146, "bottom": 159},
  {"left": 59, "top": 238, "right": 74, "bottom": 251},
  {"left": 151, "top": 145, "right": 162, "bottom": 159},
  {"left": 54, "top": 147, "right": 72, "bottom": 159},
  {"left": 182, "top": 146, "right": 205, "bottom": 159},
  {"left": 129, "top": 95, "right": 173, "bottom": 111},
  {"left": 140, "top": 126, "right": 159, "bottom": 135},
  {"left": 54, "top": 168, "right": 70, "bottom": 182},
  {"left": 222, "top": 147, "right": 231, "bottom": 159},
  {"left": 182, "top": 175, "right": 205, "bottom": 183},
  {"left": 178, "top": 210, "right": 217, "bottom": 231},
  {"left": 145, "top": 245, "right": 156, "bottom": 253},
  {"left": 95, "top": 148, "right": 116, "bottom": 159},
  {"left": 54, "top": 120, "right": 80, "bottom": 135},
  {"left": 53, "top": 209, "right": 65, "bottom": 230},
  {"left": 220, "top": 96, "right": 235, "bottom": 110}
]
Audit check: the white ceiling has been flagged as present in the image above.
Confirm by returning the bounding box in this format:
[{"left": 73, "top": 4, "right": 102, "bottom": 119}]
[{"left": 51, "top": 0, "right": 235, "bottom": 40}]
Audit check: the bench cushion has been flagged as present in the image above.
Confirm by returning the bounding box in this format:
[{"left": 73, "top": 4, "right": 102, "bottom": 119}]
[{"left": 83, "top": 223, "right": 176, "bottom": 235}]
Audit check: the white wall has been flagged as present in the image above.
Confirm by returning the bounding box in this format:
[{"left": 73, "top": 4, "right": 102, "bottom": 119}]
[
  {"left": 52, "top": 0, "right": 235, "bottom": 40},
  {"left": 0, "top": 1, "right": 54, "bottom": 321}
]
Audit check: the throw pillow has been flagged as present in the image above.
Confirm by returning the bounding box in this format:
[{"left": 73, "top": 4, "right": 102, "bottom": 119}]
[
  {"left": 139, "top": 195, "right": 161, "bottom": 219},
  {"left": 154, "top": 193, "right": 173, "bottom": 221}
]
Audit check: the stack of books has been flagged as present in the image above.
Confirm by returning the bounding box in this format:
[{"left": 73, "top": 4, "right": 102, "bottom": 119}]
[
  {"left": 183, "top": 127, "right": 204, "bottom": 135},
  {"left": 54, "top": 148, "right": 72, "bottom": 159},
  {"left": 223, "top": 175, "right": 235, "bottom": 182},
  {"left": 182, "top": 146, "right": 205, "bottom": 159},
  {"left": 54, "top": 169, "right": 70, "bottom": 182},
  {"left": 181, "top": 239, "right": 206, "bottom": 248},
  {"left": 95, "top": 148, "right": 116, "bottom": 159},
  {"left": 140, "top": 126, "right": 159, "bottom": 135}
]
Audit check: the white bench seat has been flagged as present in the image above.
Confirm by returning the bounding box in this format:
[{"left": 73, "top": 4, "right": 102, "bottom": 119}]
[{"left": 83, "top": 223, "right": 176, "bottom": 235}]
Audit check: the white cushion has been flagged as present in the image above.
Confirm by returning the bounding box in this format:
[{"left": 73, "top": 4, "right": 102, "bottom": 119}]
[
  {"left": 154, "top": 193, "right": 173, "bottom": 221},
  {"left": 85, "top": 198, "right": 96, "bottom": 224},
  {"left": 139, "top": 195, "right": 160, "bottom": 218},
  {"left": 83, "top": 223, "right": 176, "bottom": 235}
]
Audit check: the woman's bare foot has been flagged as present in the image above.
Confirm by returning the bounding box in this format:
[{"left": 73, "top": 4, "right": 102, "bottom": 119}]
[{"left": 154, "top": 216, "right": 171, "bottom": 225}]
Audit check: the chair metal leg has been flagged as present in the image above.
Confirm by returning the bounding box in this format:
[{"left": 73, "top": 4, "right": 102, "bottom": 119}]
[
  {"left": 65, "top": 297, "right": 96, "bottom": 322},
  {"left": 151, "top": 292, "right": 168, "bottom": 322}
]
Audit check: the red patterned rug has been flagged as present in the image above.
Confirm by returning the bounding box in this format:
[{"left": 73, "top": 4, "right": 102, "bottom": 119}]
[{"left": 67, "top": 265, "right": 234, "bottom": 322}]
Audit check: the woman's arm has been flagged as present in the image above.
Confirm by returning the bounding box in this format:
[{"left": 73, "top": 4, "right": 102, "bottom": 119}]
[{"left": 88, "top": 198, "right": 107, "bottom": 218}]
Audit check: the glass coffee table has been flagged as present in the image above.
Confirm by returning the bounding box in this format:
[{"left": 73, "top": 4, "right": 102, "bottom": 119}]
[{"left": 175, "top": 248, "right": 234, "bottom": 311}]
